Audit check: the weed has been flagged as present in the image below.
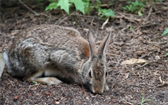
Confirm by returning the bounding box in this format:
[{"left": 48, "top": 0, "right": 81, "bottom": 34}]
[
  {"left": 154, "top": 0, "right": 163, "bottom": 2},
  {"left": 141, "top": 93, "right": 152, "bottom": 105},
  {"left": 129, "top": 26, "right": 133, "bottom": 31},
  {"left": 123, "top": 0, "right": 145, "bottom": 16},
  {"left": 45, "top": 0, "right": 115, "bottom": 19},
  {"left": 32, "top": 81, "right": 38, "bottom": 85},
  {"left": 162, "top": 27, "right": 168, "bottom": 55},
  {"left": 162, "top": 27, "right": 168, "bottom": 36}
]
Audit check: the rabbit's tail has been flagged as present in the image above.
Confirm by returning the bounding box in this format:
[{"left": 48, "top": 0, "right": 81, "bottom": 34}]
[{"left": 2, "top": 50, "right": 11, "bottom": 70}]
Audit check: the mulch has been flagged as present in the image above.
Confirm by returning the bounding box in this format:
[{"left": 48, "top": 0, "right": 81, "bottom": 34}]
[{"left": 0, "top": 1, "right": 168, "bottom": 105}]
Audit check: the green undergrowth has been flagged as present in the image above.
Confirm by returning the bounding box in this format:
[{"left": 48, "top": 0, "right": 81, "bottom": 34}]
[{"left": 45, "top": 0, "right": 115, "bottom": 19}]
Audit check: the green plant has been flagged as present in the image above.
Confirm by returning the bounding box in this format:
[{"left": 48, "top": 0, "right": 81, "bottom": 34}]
[
  {"left": 37, "top": 0, "right": 43, "bottom": 6},
  {"left": 93, "top": 0, "right": 115, "bottom": 18},
  {"left": 162, "top": 28, "right": 168, "bottom": 55},
  {"left": 83, "top": 0, "right": 94, "bottom": 14},
  {"left": 162, "top": 28, "right": 168, "bottom": 36},
  {"left": 98, "top": 8, "right": 115, "bottom": 18},
  {"left": 32, "top": 81, "right": 38, "bottom": 85},
  {"left": 123, "top": 0, "right": 145, "bottom": 16},
  {"left": 154, "top": 0, "right": 163, "bottom": 2},
  {"left": 129, "top": 26, "right": 133, "bottom": 31},
  {"left": 45, "top": 0, "right": 115, "bottom": 18},
  {"left": 46, "top": 0, "right": 86, "bottom": 14},
  {"left": 141, "top": 93, "right": 151, "bottom": 105}
]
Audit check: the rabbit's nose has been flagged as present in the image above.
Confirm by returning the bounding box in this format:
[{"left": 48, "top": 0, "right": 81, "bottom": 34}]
[{"left": 92, "top": 87, "right": 103, "bottom": 94}]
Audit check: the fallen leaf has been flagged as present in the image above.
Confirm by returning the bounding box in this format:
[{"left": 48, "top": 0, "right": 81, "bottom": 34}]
[{"left": 121, "top": 59, "right": 147, "bottom": 65}]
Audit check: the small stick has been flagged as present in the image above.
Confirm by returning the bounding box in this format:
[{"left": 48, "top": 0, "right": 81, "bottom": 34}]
[
  {"left": 157, "top": 76, "right": 168, "bottom": 87},
  {"left": 18, "top": 0, "right": 39, "bottom": 15},
  {"left": 101, "top": 17, "right": 109, "bottom": 29}
]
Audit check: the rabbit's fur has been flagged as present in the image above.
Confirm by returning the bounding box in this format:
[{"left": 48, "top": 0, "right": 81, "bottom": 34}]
[{"left": 4, "top": 24, "right": 111, "bottom": 94}]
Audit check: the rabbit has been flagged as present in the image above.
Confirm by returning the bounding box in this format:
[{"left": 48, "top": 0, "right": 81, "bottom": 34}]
[{"left": 3, "top": 24, "right": 111, "bottom": 94}]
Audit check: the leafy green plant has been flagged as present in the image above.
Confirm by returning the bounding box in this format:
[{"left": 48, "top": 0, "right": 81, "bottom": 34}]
[
  {"left": 162, "top": 28, "right": 168, "bottom": 55},
  {"left": 154, "top": 0, "right": 163, "bottom": 2},
  {"left": 141, "top": 93, "right": 151, "bottom": 105},
  {"left": 98, "top": 8, "right": 115, "bottom": 18},
  {"left": 45, "top": 0, "right": 85, "bottom": 14},
  {"left": 123, "top": 0, "right": 145, "bottom": 16},
  {"left": 162, "top": 28, "right": 168, "bottom": 36},
  {"left": 37, "top": 0, "right": 43, "bottom": 6},
  {"left": 45, "top": 0, "right": 115, "bottom": 18},
  {"left": 129, "top": 26, "right": 133, "bottom": 31},
  {"left": 32, "top": 81, "right": 38, "bottom": 85}
]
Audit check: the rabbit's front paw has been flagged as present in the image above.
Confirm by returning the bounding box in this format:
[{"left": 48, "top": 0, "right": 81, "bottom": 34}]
[
  {"left": 32, "top": 77, "right": 63, "bottom": 85},
  {"left": 104, "top": 84, "right": 109, "bottom": 91}
]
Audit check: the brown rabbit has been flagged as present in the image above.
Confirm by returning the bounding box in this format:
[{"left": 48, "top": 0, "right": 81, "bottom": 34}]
[{"left": 3, "top": 24, "right": 111, "bottom": 94}]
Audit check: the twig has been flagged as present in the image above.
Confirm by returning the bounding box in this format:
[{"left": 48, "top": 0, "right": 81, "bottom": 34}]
[
  {"left": 101, "top": 17, "right": 109, "bottom": 29},
  {"left": 58, "top": 12, "right": 77, "bottom": 25},
  {"left": 157, "top": 76, "right": 168, "bottom": 87},
  {"left": 147, "top": 41, "right": 168, "bottom": 45},
  {"left": 135, "top": 7, "right": 153, "bottom": 30},
  {"left": 140, "top": 52, "right": 152, "bottom": 59},
  {"left": 18, "top": 0, "right": 39, "bottom": 15},
  {"left": 115, "top": 13, "right": 141, "bottom": 23},
  {"left": 156, "top": 2, "right": 168, "bottom": 5},
  {"left": 90, "top": 17, "right": 95, "bottom": 26},
  {"left": 136, "top": 60, "right": 156, "bottom": 69},
  {"left": 144, "top": 7, "right": 153, "bottom": 21},
  {"left": 8, "top": 80, "right": 14, "bottom": 86}
]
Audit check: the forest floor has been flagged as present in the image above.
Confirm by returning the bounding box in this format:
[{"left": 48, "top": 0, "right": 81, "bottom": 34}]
[{"left": 0, "top": 1, "right": 168, "bottom": 105}]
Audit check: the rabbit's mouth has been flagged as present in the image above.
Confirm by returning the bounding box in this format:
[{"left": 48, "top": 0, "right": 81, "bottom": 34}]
[{"left": 82, "top": 80, "right": 103, "bottom": 94}]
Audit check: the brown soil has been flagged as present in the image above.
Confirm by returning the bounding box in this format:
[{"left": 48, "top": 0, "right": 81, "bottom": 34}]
[{"left": 0, "top": 1, "right": 168, "bottom": 105}]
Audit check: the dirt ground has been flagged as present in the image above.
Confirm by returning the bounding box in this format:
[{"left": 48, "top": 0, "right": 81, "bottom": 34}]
[{"left": 0, "top": 1, "right": 168, "bottom": 105}]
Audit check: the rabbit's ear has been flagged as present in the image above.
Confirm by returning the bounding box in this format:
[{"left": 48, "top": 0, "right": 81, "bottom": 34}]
[
  {"left": 98, "top": 31, "right": 112, "bottom": 56},
  {"left": 88, "top": 31, "right": 96, "bottom": 60}
]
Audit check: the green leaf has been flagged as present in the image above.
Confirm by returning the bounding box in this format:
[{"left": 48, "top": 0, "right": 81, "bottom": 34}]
[
  {"left": 45, "top": 2, "right": 58, "bottom": 11},
  {"left": 141, "top": 93, "right": 151, "bottom": 105},
  {"left": 32, "top": 81, "right": 38, "bottom": 85},
  {"left": 138, "top": 8, "right": 143, "bottom": 16},
  {"left": 83, "top": 0, "right": 93, "bottom": 14},
  {"left": 99, "top": 9, "right": 115, "bottom": 17},
  {"left": 162, "top": 28, "right": 168, "bottom": 36},
  {"left": 96, "top": 0, "right": 101, "bottom": 7},
  {"left": 123, "top": 0, "right": 145, "bottom": 15},
  {"left": 129, "top": 26, "right": 133, "bottom": 31},
  {"left": 57, "top": 0, "right": 70, "bottom": 14},
  {"left": 70, "top": 0, "right": 85, "bottom": 14},
  {"left": 37, "top": 0, "right": 42, "bottom": 6},
  {"left": 166, "top": 53, "right": 168, "bottom": 56},
  {"left": 49, "top": 0, "right": 56, "bottom": 2}
]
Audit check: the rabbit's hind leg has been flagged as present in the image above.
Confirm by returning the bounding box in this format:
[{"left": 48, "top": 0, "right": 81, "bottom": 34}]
[{"left": 26, "top": 70, "right": 62, "bottom": 85}]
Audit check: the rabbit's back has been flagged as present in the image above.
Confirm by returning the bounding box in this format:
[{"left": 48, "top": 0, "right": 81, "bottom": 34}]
[{"left": 8, "top": 25, "right": 90, "bottom": 77}]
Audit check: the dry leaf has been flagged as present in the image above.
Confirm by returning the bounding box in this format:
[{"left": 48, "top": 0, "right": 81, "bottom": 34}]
[{"left": 121, "top": 58, "right": 147, "bottom": 65}]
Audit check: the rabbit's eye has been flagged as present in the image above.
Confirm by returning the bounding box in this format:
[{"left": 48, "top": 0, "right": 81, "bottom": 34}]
[
  {"left": 105, "top": 71, "right": 108, "bottom": 77},
  {"left": 89, "top": 71, "right": 92, "bottom": 78}
]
